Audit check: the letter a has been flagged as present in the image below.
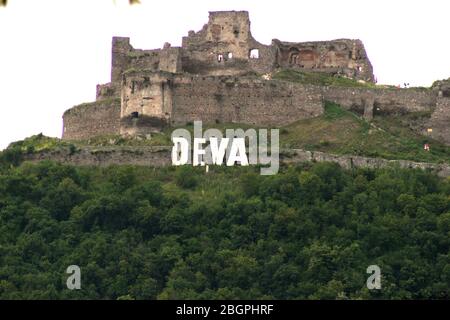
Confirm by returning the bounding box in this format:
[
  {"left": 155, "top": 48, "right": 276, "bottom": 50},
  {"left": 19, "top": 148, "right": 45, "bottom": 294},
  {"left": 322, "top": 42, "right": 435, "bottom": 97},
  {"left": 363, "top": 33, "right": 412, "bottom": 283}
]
[{"left": 66, "top": 265, "right": 81, "bottom": 290}]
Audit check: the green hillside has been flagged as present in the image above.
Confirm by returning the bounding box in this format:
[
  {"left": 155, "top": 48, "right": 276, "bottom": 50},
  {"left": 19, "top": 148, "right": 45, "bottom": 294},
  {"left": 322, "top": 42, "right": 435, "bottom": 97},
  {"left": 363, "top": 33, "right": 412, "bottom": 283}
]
[{"left": 0, "top": 160, "right": 449, "bottom": 299}]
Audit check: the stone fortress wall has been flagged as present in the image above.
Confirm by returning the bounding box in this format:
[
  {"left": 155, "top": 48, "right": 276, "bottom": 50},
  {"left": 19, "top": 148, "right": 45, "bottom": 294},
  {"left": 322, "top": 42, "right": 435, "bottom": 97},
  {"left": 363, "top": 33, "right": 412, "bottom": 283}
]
[
  {"left": 170, "top": 75, "right": 323, "bottom": 126},
  {"left": 322, "top": 87, "right": 437, "bottom": 119},
  {"left": 119, "top": 70, "right": 324, "bottom": 135},
  {"left": 62, "top": 11, "right": 450, "bottom": 146},
  {"left": 62, "top": 99, "right": 121, "bottom": 140}
]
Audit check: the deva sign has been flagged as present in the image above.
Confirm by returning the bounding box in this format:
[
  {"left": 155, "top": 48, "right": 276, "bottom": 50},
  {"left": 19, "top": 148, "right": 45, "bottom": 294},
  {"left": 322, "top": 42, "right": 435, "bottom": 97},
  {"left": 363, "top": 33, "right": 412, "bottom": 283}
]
[{"left": 171, "top": 121, "right": 279, "bottom": 175}]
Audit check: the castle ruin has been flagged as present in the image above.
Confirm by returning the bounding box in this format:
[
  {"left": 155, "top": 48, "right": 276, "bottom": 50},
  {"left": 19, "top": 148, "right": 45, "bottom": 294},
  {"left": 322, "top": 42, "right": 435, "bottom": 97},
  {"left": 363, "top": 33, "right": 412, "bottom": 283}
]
[{"left": 62, "top": 11, "right": 450, "bottom": 146}]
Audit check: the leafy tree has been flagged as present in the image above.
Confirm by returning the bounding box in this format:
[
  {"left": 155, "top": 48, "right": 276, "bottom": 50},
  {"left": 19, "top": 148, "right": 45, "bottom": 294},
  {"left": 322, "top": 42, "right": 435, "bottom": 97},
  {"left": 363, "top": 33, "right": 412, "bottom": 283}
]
[{"left": 175, "top": 166, "right": 198, "bottom": 189}]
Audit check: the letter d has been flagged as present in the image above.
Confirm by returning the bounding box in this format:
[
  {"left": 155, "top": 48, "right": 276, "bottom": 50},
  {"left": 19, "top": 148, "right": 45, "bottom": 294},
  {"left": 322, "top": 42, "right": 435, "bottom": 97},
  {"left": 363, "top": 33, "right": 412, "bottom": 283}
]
[{"left": 172, "top": 137, "right": 189, "bottom": 165}]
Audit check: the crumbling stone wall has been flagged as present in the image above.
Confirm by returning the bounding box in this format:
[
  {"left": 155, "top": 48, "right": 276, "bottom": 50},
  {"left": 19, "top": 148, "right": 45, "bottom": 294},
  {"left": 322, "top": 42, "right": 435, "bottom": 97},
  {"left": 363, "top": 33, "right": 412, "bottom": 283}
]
[
  {"left": 180, "top": 11, "right": 372, "bottom": 80},
  {"left": 121, "top": 71, "right": 173, "bottom": 118},
  {"left": 427, "top": 97, "right": 450, "bottom": 145},
  {"left": 322, "top": 86, "right": 437, "bottom": 118},
  {"left": 432, "top": 78, "right": 450, "bottom": 98},
  {"left": 23, "top": 146, "right": 172, "bottom": 167},
  {"left": 62, "top": 99, "right": 121, "bottom": 140},
  {"left": 120, "top": 70, "right": 324, "bottom": 129},
  {"left": 96, "top": 82, "right": 116, "bottom": 100},
  {"left": 98, "top": 37, "right": 183, "bottom": 100},
  {"left": 120, "top": 71, "right": 173, "bottom": 135},
  {"left": 274, "top": 39, "right": 374, "bottom": 82},
  {"left": 282, "top": 149, "right": 450, "bottom": 178},
  {"left": 111, "top": 37, "right": 133, "bottom": 85},
  {"left": 170, "top": 74, "right": 324, "bottom": 126},
  {"left": 181, "top": 11, "right": 276, "bottom": 76},
  {"left": 65, "top": 68, "right": 445, "bottom": 143}
]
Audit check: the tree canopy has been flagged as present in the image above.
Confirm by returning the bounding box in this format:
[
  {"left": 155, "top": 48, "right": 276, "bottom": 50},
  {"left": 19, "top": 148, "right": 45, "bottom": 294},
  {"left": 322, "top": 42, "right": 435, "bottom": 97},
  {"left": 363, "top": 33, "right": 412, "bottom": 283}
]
[{"left": 0, "top": 159, "right": 449, "bottom": 299}]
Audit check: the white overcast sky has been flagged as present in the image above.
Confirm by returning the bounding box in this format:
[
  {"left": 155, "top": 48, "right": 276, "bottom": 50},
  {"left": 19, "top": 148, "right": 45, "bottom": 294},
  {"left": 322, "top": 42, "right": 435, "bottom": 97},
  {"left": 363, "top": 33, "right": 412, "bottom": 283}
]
[{"left": 0, "top": 0, "right": 449, "bottom": 150}]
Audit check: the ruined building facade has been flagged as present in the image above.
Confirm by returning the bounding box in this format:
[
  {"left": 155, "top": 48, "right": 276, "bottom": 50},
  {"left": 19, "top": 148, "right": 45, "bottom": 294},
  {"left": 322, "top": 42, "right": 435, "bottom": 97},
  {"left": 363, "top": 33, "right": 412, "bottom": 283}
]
[{"left": 62, "top": 11, "right": 450, "bottom": 146}]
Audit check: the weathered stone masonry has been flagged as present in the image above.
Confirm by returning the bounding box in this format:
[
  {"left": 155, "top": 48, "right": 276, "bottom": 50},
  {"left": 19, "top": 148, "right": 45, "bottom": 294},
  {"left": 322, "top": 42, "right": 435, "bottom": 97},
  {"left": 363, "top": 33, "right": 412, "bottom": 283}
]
[
  {"left": 120, "top": 71, "right": 324, "bottom": 130},
  {"left": 63, "top": 98, "right": 121, "bottom": 140},
  {"left": 170, "top": 75, "right": 323, "bottom": 126},
  {"left": 322, "top": 87, "right": 437, "bottom": 116}
]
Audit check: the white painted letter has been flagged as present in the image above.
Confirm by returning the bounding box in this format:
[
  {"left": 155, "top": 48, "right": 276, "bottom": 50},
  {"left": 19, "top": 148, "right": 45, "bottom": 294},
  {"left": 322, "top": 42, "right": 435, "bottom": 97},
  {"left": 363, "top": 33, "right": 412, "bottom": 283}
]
[
  {"left": 193, "top": 138, "right": 206, "bottom": 166},
  {"left": 210, "top": 138, "right": 229, "bottom": 165},
  {"left": 227, "top": 138, "right": 248, "bottom": 166},
  {"left": 172, "top": 137, "right": 189, "bottom": 165}
]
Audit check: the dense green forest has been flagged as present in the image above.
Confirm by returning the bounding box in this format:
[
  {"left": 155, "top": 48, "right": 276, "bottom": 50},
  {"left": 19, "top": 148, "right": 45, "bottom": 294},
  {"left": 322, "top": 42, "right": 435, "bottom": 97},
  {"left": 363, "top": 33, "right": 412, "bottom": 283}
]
[{"left": 0, "top": 156, "right": 449, "bottom": 299}]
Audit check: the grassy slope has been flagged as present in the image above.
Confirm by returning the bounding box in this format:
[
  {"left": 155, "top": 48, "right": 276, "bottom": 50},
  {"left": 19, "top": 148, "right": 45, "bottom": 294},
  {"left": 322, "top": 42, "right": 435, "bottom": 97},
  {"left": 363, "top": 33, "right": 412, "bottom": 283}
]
[
  {"left": 281, "top": 102, "right": 450, "bottom": 163},
  {"left": 273, "top": 69, "right": 382, "bottom": 88}
]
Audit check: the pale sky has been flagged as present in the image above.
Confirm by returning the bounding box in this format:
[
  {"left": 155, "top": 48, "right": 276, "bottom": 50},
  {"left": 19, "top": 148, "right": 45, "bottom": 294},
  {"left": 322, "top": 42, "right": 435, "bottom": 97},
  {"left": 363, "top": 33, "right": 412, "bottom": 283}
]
[{"left": 0, "top": 0, "right": 449, "bottom": 150}]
